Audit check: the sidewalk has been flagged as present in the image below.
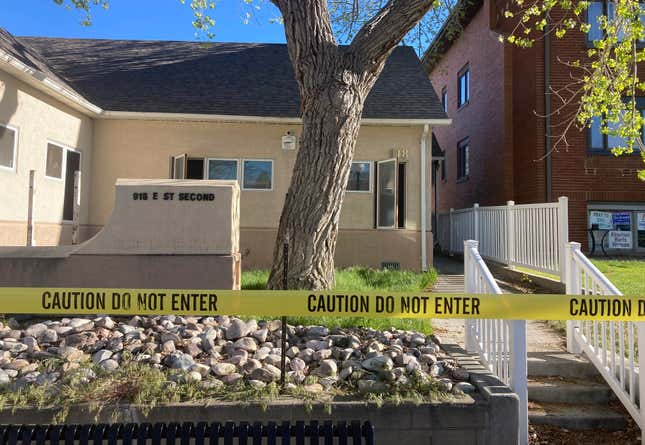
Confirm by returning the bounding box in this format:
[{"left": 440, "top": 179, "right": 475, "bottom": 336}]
[{"left": 430, "top": 254, "right": 565, "bottom": 352}]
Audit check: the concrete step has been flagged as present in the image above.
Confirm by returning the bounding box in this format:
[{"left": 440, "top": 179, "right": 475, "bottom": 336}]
[
  {"left": 528, "top": 378, "right": 614, "bottom": 404},
  {"left": 529, "top": 402, "right": 627, "bottom": 431},
  {"left": 528, "top": 352, "right": 599, "bottom": 379}
]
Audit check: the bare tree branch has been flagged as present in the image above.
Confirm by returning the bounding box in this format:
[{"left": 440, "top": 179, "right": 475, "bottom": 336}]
[{"left": 350, "top": 0, "right": 436, "bottom": 68}]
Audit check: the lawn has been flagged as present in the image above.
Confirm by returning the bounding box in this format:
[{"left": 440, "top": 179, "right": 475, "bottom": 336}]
[
  {"left": 590, "top": 259, "right": 645, "bottom": 295},
  {"left": 241, "top": 266, "right": 438, "bottom": 334}
]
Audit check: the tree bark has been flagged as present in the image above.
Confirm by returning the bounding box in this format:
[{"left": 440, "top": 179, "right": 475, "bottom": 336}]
[{"left": 267, "top": 0, "right": 435, "bottom": 290}]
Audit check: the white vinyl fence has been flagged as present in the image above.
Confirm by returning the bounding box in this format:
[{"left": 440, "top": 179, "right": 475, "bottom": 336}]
[
  {"left": 438, "top": 197, "right": 569, "bottom": 281},
  {"left": 565, "top": 242, "right": 645, "bottom": 441},
  {"left": 464, "top": 240, "right": 528, "bottom": 445}
]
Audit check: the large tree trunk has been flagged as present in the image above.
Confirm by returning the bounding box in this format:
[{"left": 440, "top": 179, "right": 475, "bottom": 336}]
[
  {"left": 267, "top": 68, "right": 376, "bottom": 289},
  {"left": 267, "top": 0, "right": 436, "bottom": 290}
]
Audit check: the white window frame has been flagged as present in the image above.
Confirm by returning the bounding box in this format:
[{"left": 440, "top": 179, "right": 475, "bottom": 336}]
[
  {"left": 376, "top": 158, "right": 398, "bottom": 230},
  {"left": 45, "top": 140, "right": 81, "bottom": 182},
  {"left": 241, "top": 158, "right": 274, "bottom": 191},
  {"left": 0, "top": 123, "right": 18, "bottom": 173},
  {"left": 346, "top": 160, "right": 372, "bottom": 193},
  {"left": 204, "top": 158, "right": 240, "bottom": 181}
]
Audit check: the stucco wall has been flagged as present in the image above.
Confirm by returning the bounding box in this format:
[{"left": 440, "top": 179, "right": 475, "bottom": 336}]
[
  {"left": 90, "top": 119, "right": 432, "bottom": 270},
  {"left": 0, "top": 69, "right": 94, "bottom": 245}
]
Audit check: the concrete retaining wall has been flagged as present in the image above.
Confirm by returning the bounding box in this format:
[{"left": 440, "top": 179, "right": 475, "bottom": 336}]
[{"left": 0, "top": 344, "right": 519, "bottom": 444}]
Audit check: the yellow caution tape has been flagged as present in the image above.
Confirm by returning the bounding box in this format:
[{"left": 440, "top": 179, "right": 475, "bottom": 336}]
[{"left": 0, "top": 287, "right": 644, "bottom": 321}]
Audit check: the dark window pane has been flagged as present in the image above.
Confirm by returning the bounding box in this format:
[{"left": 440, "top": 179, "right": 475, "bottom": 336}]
[
  {"left": 347, "top": 162, "right": 371, "bottom": 191},
  {"left": 243, "top": 160, "right": 272, "bottom": 190},
  {"left": 0, "top": 125, "right": 16, "bottom": 169},
  {"left": 378, "top": 160, "right": 396, "bottom": 228},
  {"left": 457, "top": 139, "right": 470, "bottom": 179},
  {"left": 590, "top": 116, "right": 604, "bottom": 150},
  {"left": 46, "top": 143, "right": 63, "bottom": 179},
  {"left": 208, "top": 159, "right": 238, "bottom": 180},
  {"left": 442, "top": 88, "right": 448, "bottom": 113}
]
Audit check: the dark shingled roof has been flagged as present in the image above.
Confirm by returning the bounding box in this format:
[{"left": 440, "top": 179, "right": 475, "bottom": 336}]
[
  {"left": 16, "top": 36, "right": 447, "bottom": 120},
  {"left": 0, "top": 28, "right": 74, "bottom": 92}
]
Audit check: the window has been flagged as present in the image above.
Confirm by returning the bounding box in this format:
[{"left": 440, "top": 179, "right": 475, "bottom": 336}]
[
  {"left": 589, "top": 206, "right": 645, "bottom": 252},
  {"left": 347, "top": 161, "right": 371, "bottom": 192},
  {"left": 587, "top": 1, "right": 645, "bottom": 43},
  {"left": 441, "top": 87, "right": 448, "bottom": 113},
  {"left": 441, "top": 158, "right": 446, "bottom": 181},
  {"left": 170, "top": 154, "right": 187, "bottom": 179},
  {"left": 458, "top": 66, "right": 470, "bottom": 108},
  {"left": 242, "top": 159, "right": 273, "bottom": 190},
  {"left": 589, "top": 107, "right": 645, "bottom": 153},
  {"left": 0, "top": 124, "right": 17, "bottom": 171},
  {"left": 377, "top": 159, "right": 397, "bottom": 228},
  {"left": 45, "top": 143, "right": 64, "bottom": 179},
  {"left": 207, "top": 159, "right": 238, "bottom": 180},
  {"left": 457, "top": 138, "right": 470, "bottom": 180}
]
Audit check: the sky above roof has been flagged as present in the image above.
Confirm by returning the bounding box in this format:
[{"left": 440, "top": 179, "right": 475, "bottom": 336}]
[{"left": 2, "top": 0, "right": 286, "bottom": 43}]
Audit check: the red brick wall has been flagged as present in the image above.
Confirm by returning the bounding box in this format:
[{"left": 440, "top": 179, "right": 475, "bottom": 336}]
[
  {"left": 429, "top": 0, "right": 513, "bottom": 213},
  {"left": 526, "top": 9, "right": 645, "bottom": 248},
  {"left": 428, "top": 2, "right": 645, "bottom": 250}
]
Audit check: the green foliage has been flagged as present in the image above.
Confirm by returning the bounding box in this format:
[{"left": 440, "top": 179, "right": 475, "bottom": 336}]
[
  {"left": 52, "top": 0, "right": 109, "bottom": 26},
  {"left": 241, "top": 266, "right": 437, "bottom": 333},
  {"left": 505, "top": 0, "right": 645, "bottom": 177}
]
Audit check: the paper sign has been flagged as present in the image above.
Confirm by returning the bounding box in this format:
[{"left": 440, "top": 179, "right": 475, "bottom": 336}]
[
  {"left": 608, "top": 230, "right": 633, "bottom": 249},
  {"left": 590, "top": 211, "right": 613, "bottom": 230},
  {"left": 612, "top": 212, "right": 631, "bottom": 226}
]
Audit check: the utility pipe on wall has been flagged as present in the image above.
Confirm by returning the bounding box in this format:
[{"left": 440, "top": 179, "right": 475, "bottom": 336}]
[{"left": 421, "top": 124, "right": 429, "bottom": 271}]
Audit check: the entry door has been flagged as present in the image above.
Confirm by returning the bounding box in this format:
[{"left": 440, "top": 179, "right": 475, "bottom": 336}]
[
  {"left": 170, "top": 153, "right": 187, "bottom": 179},
  {"left": 63, "top": 150, "right": 81, "bottom": 221},
  {"left": 377, "top": 159, "right": 397, "bottom": 229}
]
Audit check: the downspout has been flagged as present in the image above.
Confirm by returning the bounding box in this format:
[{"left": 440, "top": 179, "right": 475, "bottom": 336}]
[
  {"left": 544, "top": 18, "right": 553, "bottom": 201},
  {"left": 421, "top": 124, "right": 429, "bottom": 271}
]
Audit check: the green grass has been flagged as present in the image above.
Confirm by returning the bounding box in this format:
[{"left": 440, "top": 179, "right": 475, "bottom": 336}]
[
  {"left": 547, "top": 259, "right": 645, "bottom": 335},
  {"left": 241, "top": 266, "right": 438, "bottom": 334},
  {"left": 590, "top": 259, "right": 645, "bottom": 295}
]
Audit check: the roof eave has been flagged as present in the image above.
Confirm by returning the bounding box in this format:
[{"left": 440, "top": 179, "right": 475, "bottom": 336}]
[
  {"left": 101, "top": 111, "right": 452, "bottom": 126},
  {"left": 0, "top": 48, "right": 102, "bottom": 116}
]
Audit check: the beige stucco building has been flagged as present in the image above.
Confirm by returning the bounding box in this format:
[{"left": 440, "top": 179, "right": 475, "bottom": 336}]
[{"left": 0, "top": 29, "right": 449, "bottom": 271}]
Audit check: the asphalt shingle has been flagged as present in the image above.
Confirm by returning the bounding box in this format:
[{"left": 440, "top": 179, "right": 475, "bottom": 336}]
[{"left": 15, "top": 36, "right": 447, "bottom": 120}]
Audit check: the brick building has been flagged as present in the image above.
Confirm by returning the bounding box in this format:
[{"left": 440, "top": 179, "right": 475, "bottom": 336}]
[{"left": 424, "top": 0, "right": 645, "bottom": 254}]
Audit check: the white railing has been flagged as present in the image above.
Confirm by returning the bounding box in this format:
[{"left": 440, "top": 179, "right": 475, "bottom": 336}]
[
  {"left": 438, "top": 197, "right": 569, "bottom": 281},
  {"left": 464, "top": 240, "right": 528, "bottom": 445},
  {"left": 565, "top": 242, "right": 645, "bottom": 441}
]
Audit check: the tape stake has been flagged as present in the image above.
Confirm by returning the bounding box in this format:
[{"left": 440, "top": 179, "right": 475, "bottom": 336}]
[{"left": 0, "top": 288, "right": 644, "bottom": 321}]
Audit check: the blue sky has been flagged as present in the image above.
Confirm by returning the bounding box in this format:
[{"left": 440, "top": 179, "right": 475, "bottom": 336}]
[{"left": 2, "top": 0, "right": 286, "bottom": 43}]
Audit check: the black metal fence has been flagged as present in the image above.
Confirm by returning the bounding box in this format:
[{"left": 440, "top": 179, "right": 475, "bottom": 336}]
[{"left": 0, "top": 421, "right": 374, "bottom": 445}]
